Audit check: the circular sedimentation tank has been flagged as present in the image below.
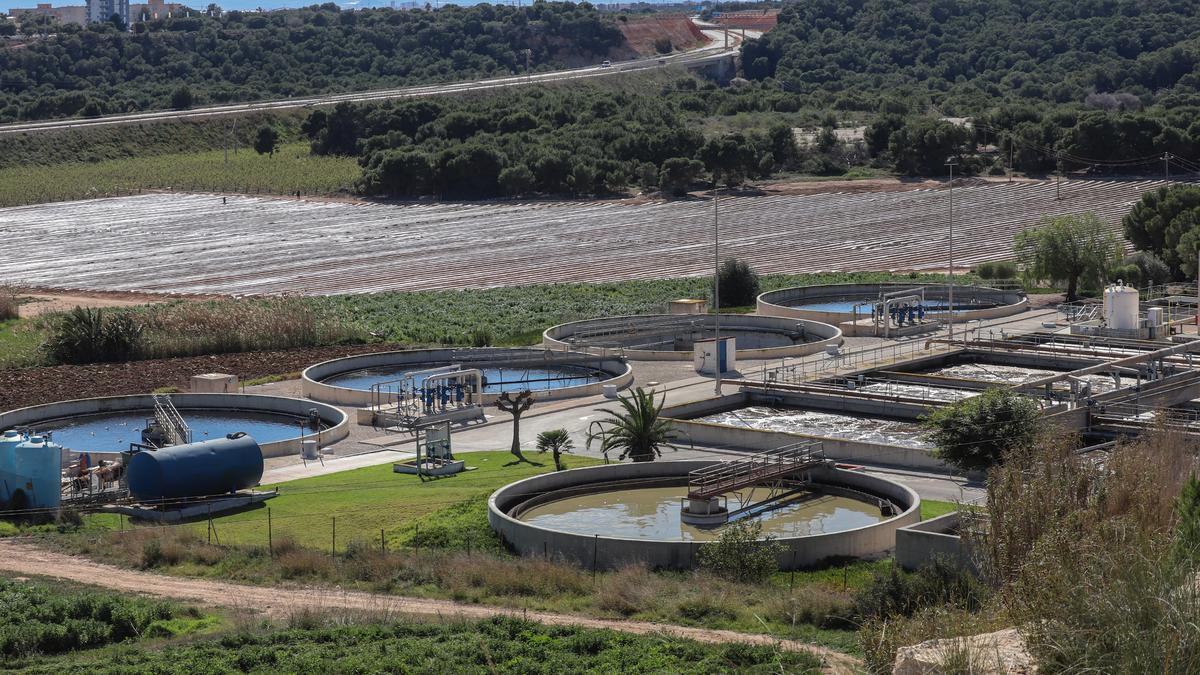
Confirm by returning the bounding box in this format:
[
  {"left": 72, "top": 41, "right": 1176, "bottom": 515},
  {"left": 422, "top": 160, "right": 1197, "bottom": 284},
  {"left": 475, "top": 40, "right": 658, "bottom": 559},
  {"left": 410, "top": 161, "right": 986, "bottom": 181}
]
[
  {"left": 757, "top": 283, "right": 1027, "bottom": 325},
  {"left": 542, "top": 314, "right": 842, "bottom": 361},
  {"left": 302, "top": 347, "right": 633, "bottom": 407},
  {"left": 489, "top": 461, "right": 919, "bottom": 570},
  {"left": 0, "top": 394, "right": 348, "bottom": 459}
]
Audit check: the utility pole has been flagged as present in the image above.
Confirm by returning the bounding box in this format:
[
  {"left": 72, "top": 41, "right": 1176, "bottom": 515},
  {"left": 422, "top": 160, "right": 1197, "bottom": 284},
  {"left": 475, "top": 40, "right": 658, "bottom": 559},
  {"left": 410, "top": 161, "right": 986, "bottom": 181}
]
[
  {"left": 1055, "top": 152, "right": 1062, "bottom": 200},
  {"left": 1164, "top": 152, "right": 1172, "bottom": 181},
  {"left": 713, "top": 182, "right": 722, "bottom": 396},
  {"left": 1007, "top": 134, "right": 1013, "bottom": 183},
  {"left": 946, "top": 158, "right": 956, "bottom": 342}
]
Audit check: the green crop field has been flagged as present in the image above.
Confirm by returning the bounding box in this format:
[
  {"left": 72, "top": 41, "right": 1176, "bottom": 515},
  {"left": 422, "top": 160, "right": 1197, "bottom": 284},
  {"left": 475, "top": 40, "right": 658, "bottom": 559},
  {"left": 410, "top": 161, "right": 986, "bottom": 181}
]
[
  {"left": 324, "top": 271, "right": 974, "bottom": 347},
  {"left": 0, "top": 143, "right": 359, "bottom": 208}
]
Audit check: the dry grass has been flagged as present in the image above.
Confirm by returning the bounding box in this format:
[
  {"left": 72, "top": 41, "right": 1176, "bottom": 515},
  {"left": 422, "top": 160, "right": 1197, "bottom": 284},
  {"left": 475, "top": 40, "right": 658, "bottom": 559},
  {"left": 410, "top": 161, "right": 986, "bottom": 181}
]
[
  {"left": 765, "top": 586, "right": 856, "bottom": 629},
  {"left": 974, "top": 429, "right": 1200, "bottom": 672},
  {"left": 596, "top": 564, "right": 661, "bottom": 616},
  {"left": 135, "top": 298, "right": 364, "bottom": 359},
  {"left": 0, "top": 286, "right": 18, "bottom": 321}
]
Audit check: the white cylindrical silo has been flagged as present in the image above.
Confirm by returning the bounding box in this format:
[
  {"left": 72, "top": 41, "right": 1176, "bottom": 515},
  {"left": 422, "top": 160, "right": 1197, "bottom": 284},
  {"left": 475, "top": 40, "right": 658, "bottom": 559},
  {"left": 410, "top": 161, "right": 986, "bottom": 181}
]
[{"left": 1104, "top": 283, "right": 1140, "bottom": 330}]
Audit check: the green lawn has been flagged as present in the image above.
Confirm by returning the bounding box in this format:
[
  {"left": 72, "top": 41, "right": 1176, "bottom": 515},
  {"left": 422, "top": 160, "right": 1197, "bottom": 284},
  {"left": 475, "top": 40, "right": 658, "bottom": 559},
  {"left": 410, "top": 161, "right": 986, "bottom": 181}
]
[
  {"left": 0, "top": 143, "right": 359, "bottom": 207},
  {"left": 0, "top": 319, "right": 45, "bottom": 369},
  {"left": 920, "top": 499, "right": 960, "bottom": 520},
  {"left": 192, "top": 451, "right": 601, "bottom": 551}
]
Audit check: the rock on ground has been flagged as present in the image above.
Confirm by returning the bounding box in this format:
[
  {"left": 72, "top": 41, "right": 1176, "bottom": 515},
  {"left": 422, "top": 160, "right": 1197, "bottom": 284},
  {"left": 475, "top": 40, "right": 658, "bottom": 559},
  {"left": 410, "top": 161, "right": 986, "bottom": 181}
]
[{"left": 893, "top": 628, "right": 1035, "bottom": 674}]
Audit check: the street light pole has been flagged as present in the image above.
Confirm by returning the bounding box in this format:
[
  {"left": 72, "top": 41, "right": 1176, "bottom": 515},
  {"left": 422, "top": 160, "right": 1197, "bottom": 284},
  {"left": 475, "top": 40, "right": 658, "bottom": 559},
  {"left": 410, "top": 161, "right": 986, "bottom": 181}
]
[
  {"left": 714, "top": 183, "right": 722, "bottom": 396},
  {"left": 946, "top": 158, "right": 957, "bottom": 342}
]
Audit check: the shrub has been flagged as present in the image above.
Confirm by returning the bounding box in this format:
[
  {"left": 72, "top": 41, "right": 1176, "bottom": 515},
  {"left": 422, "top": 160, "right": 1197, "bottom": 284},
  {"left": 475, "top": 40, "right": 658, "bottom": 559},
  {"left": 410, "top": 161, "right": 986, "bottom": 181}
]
[
  {"left": 974, "top": 261, "right": 1017, "bottom": 279},
  {"left": 675, "top": 595, "right": 738, "bottom": 622},
  {"left": 714, "top": 257, "right": 760, "bottom": 308},
  {"left": 854, "top": 558, "right": 985, "bottom": 623},
  {"left": 696, "top": 519, "right": 781, "bottom": 583},
  {"left": 1121, "top": 251, "right": 1171, "bottom": 286},
  {"left": 0, "top": 285, "right": 17, "bottom": 321},
  {"left": 922, "top": 388, "right": 1041, "bottom": 473},
  {"left": 42, "top": 307, "right": 144, "bottom": 364}
]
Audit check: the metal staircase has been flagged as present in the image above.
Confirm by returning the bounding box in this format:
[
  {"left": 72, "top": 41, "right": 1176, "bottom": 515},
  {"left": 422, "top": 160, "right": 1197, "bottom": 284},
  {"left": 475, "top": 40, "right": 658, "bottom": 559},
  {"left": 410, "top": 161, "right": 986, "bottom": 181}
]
[{"left": 152, "top": 394, "right": 191, "bottom": 447}]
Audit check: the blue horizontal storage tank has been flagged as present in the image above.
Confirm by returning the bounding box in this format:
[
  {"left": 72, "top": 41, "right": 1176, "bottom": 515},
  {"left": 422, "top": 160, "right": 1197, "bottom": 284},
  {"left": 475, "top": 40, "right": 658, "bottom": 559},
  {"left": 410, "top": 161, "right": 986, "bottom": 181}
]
[{"left": 126, "top": 434, "right": 263, "bottom": 501}]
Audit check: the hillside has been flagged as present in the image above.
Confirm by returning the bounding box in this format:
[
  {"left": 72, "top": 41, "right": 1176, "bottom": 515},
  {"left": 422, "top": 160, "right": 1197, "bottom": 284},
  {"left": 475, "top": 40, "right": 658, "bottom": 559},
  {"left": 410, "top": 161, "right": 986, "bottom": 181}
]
[
  {"left": 740, "top": 0, "right": 1200, "bottom": 174},
  {"left": 744, "top": 0, "right": 1200, "bottom": 112},
  {"left": 616, "top": 14, "right": 709, "bottom": 56},
  {"left": 0, "top": 2, "right": 626, "bottom": 122}
]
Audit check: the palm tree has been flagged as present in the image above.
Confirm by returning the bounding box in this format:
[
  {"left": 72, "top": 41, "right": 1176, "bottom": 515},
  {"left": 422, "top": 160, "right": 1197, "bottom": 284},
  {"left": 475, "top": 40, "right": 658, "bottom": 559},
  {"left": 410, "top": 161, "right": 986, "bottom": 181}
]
[
  {"left": 535, "top": 428, "right": 574, "bottom": 471},
  {"left": 586, "top": 387, "right": 682, "bottom": 462}
]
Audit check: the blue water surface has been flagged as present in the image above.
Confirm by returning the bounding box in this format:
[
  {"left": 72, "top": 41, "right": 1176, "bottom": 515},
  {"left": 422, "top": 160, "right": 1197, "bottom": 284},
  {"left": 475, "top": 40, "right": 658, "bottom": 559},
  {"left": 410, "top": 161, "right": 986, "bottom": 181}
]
[
  {"left": 32, "top": 410, "right": 312, "bottom": 453},
  {"left": 792, "top": 300, "right": 999, "bottom": 314},
  {"left": 324, "top": 364, "right": 605, "bottom": 393}
]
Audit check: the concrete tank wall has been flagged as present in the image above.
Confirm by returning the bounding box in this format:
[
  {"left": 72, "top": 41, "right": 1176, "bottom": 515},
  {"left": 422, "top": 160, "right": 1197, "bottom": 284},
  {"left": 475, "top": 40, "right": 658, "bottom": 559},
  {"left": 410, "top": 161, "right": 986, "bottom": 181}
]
[
  {"left": 0, "top": 394, "right": 349, "bottom": 459},
  {"left": 542, "top": 314, "right": 842, "bottom": 361},
  {"left": 757, "top": 283, "right": 1028, "bottom": 325},
  {"left": 301, "top": 347, "right": 633, "bottom": 408},
  {"left": 488, "top": 460, "right": 920, "bottom": 570}
]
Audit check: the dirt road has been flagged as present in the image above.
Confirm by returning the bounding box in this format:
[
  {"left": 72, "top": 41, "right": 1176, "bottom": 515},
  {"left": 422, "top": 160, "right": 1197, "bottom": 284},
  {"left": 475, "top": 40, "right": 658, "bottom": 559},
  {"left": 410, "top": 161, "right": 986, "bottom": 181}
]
[{"left": 0, "top": 539, "right": 861, "bottom": 673}]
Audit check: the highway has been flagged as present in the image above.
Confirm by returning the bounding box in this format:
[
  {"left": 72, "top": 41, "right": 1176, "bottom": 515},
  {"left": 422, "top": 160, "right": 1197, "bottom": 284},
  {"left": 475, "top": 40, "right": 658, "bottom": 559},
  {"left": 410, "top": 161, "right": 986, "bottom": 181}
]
[{"left": 0, "top": 28, "right": 748, "bottom": 136}]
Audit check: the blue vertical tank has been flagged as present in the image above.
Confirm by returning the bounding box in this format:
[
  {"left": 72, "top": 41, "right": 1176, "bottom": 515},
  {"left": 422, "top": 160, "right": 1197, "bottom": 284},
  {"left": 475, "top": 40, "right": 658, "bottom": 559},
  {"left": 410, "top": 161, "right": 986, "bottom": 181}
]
[
  {"left": 126, "top": 434, "right": 263, "bottom": 501},
  {"left": 11, "top": 435, "right": 63, "bottom": 509},
  {"left": 0, "top": 429, "right": 26, "bottom": 504}
]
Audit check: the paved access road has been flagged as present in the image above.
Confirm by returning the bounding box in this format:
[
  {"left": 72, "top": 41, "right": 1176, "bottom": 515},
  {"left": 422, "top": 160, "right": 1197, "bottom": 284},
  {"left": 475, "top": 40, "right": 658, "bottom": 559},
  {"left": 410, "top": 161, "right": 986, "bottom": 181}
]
[{"left": 0, "top": 29, "right": 742, "bottom": 136}]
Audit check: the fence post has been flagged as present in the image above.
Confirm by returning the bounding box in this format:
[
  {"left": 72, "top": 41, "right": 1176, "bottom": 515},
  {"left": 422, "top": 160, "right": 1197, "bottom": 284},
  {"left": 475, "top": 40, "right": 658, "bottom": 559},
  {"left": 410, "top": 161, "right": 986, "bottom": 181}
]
[
  {"left": 415, "top": 524, "right": 419, "bottom": 556},
  {"left": 268, "top": 507, "right": 273, "bottom": 556},
  {"left": 592, "top": 534, "right": 598, "bottom": 583},
  {"left": 381, "top": 528, "right": 385, "bottom": 553},
  {"left": 207, "top": 504, "right": 212, "bottom": 545},
  {"left": 332, "top": 516, "right": 336, "bottom": 556}
]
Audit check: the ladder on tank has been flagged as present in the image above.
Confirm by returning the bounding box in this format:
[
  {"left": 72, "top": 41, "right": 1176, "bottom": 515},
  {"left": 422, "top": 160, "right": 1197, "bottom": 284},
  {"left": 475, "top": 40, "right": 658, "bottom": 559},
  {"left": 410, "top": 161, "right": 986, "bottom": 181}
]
[{"left": 152, "top": 394, "right": 192, "bottom": 447}]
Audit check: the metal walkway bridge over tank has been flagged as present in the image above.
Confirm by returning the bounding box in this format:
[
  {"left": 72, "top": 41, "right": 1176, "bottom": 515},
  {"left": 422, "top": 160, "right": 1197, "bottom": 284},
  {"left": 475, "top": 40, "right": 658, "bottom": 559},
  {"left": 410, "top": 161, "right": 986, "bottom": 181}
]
[{"left": 686, "top": 441, "right": 826, "bottom": 501}]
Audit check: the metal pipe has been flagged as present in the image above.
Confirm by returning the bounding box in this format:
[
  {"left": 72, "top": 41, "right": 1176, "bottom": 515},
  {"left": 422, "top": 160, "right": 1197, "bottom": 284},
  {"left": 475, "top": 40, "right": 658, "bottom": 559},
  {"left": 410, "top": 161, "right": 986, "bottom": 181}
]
[{"left": 1014, "top": 340, "right": 1200, "bottom": 390}]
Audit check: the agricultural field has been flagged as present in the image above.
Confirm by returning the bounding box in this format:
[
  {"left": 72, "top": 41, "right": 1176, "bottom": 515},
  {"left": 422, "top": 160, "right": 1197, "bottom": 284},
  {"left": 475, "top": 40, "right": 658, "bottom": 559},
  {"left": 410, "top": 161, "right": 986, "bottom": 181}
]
[
  {"left": 0, "top": 179, "right": 1162, "bottom": 296},
  {"left": 0, "top": 144, "right": 358, "bottom": 208}
]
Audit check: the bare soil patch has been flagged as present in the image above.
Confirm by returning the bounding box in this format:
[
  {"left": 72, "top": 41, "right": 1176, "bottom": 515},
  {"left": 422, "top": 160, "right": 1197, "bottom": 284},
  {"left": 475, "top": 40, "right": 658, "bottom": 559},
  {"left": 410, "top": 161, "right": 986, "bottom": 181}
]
[{"left": 0, "top": 343, "right": 400, "bottom": 411}]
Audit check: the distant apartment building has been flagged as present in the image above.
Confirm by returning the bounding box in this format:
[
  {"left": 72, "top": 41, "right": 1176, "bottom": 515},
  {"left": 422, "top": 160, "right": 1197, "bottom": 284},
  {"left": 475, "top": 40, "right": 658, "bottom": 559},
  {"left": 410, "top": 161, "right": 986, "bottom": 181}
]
[
  {"left": 87, "top": 0, "right": 129, "bottom": 26},
  {"left": 130, "top": 0, "right": 186, "bottom": 21},
  {"left": 9, "top": 3, "right": 89, "bottom": 26}
]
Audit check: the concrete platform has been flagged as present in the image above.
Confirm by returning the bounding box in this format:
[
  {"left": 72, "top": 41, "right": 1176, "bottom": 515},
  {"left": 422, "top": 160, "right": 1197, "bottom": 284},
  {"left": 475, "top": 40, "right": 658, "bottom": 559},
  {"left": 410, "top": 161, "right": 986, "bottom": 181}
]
[{"left": 102, "top": 490, "right": 276, "bottom": 523}]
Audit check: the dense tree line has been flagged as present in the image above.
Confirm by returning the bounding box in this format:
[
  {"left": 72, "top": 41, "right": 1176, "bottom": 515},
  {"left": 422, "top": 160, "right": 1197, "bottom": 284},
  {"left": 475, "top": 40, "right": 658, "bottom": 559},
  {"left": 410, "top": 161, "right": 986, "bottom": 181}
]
[
  {"left": 301, "top": 82, "right": 803, "bottom": 199},
  {"left": 0, "top": 2, "right": 624, "bottom": 122},
  {"left": 743, "top": 0, "right": 1200, "bottom": 175}
]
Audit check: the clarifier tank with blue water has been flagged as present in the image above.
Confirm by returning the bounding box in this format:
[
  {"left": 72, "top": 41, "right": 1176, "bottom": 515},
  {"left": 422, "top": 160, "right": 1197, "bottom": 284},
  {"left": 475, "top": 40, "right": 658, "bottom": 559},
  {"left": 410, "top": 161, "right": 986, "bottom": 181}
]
[{"left": 126, "top": 434, "right": 264, "bottom": 501}]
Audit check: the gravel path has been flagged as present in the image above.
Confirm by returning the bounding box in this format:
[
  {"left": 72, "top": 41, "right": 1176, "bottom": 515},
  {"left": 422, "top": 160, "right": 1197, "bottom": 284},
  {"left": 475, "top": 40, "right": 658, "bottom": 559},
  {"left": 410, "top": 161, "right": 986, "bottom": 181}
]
[{"left": 0, "top": 539, "right": 861, "bottom": 673}]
